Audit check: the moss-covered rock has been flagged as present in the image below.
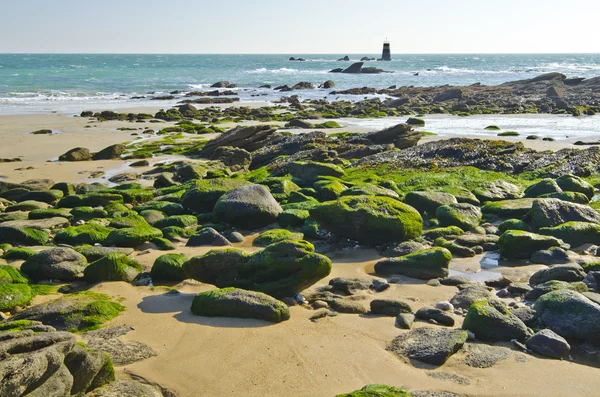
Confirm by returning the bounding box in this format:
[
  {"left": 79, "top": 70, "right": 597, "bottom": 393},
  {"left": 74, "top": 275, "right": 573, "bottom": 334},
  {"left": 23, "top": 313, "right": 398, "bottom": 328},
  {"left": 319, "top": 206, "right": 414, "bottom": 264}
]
[
  {"left": 525, "top": 280, "right": 588, "bottom": 300},
  {"left": 191, "top": 287, "right": 290, "bottom": 323},
  {"left": 2, "top": 247, "right": 35, "bottom": 261},
  {"left": 313, "top": 179, "right": 347, "bottom": 201},
  {"left": 334, "top": 384, "right": 412, "bottom": 397},
  {"left": 151, "top": 253, "right": 188, "bottom": 282},
  {"left": 5, "top": 200, "right": 50, "bottom": 212},
  {"left": 434, "top": 237, "right": 475, "bottom": 257},
  {"left": 134, "top": 201, "right": 185, "bottom": 216},
  {"left": 70, "top": 206, "right": 109, "bottom": 220},
  {"left": 0, "top": 264, "right": 29, "bottom": 283},
  {"left": 154, "top": 215, "right": 198, "bottom": 229},
  {"left": 498, "top": 230, "right": 563, "bottom": 260},
  {"left": 404, "top": 191, "right": 457, "bottom": 216},
  {"left": 151, "top": 237, "right": 176, "bottom": 250},
  {"left": 288, "top": 161, "right": 345, "bottom": 183},
  {"left": 64, "top": 343, "right": 115, "bottom": 394},
  {"left": 180, "top": 178, "right": 249, "bottom": 213},
  {"left": 54, "top": 224, "right": 113, "bottom": 246},
  {"left": 310, "top": 195, "right": 422, "bottom": 245},
  {"left": 341, "top": 183, "right": 400, "bottom": 200},
  {"left": 84, "top": 253, "right": 142, "bottom": 283},
  {"left": 74, "top": 246, "right": 134, "bottom": 262},
  {"left": 497, "top": 218, "right": 530, "bottom": 234},
  {"left": 524, "top": 179, "right": 562, "bottom": 198},
  {"left": 260, "top": 178, "right": 301, "bottom": 201},
  {"left": 108, "top": 213, "right": 150, "bottom": 229},
  {"left": 253, "top": 229, "right": 303, "bottom": 247},
  {"left": 161, "top": 225, "right": 194, "bottom": 241},
  {"left": 481, "top": 198, "right": 535, "bottom": 219},
  {"left": 10, "top": 292, "right": 125, "bottom": 332},
  {"left": 463, "top": 299, "right": 531, "bottom": 342},
  {"left": 436, "top": 203, "right": 481, "bottom": 231},
  {"left": 104, "top": 226, "right": 162, "bottom": 247},
  {"left": 278, "top": 209, "right": 310, "bottom": 228},
  {"left": 472, "top": 180, "right": 522, "bottom": 203},
  {"left": 139, "top": 209, "right": 166, "bottom": 225},
  {"left": 21, "top": 247, "right": 88, "bottom": 281},
  {"left": 0, "top": 283, "right": 33, "bottom": 311},
  {"left": 28, "top": 208, "right": 72, "bottom": 220},
  {"left": 184, "top": 240, "right": 332, "bottom": 298},
  {"left": 556, "top": 175, "right": 594, "bottom": 199},
  {"left": 534, "top": 290, "right": 600, "bottom": 344},
  {"left": 212, "top": 184, "right": 282, "bottom": 229},
  {"left": 530, "top": 264, "right": 586, "bottom": 285},
  {"left": 538, "top": 191, "right": 590, "bottom": 204},
  {"left": 374, "top": 247, "right": 451, "bottom": 279},
  {"left": 538, "top": 221, "right": 600, "bottom": 246},
  {"left": 57, "top": 192, "right": 123, "bottom": 208},
  {"left": 422, "top": 226, "right": 463, "bottom": 240},
  {"left": 531, "top": 198, "right": 600, "bottom": 230},
  {"left": 301, "top": 218, "right": 330, "bottom": 240}
]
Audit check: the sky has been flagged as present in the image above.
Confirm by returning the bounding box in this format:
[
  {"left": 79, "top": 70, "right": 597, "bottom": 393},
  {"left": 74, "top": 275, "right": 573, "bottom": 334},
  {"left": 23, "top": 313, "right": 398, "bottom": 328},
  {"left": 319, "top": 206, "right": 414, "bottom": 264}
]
[{"left": 0, "top": 0, "right": 599, "bottom": 54}]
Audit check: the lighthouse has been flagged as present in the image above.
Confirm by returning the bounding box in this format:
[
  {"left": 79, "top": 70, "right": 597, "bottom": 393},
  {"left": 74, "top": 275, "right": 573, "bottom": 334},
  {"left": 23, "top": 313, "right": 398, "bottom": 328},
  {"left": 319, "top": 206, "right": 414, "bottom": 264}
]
[{"left": 380, "top": 40, "right": 391, "bottom": 61}]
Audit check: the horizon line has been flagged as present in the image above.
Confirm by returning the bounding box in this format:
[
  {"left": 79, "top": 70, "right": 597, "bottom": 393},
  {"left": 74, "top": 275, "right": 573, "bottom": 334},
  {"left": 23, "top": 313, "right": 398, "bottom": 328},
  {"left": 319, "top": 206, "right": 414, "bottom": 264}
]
[{"left": 1, "top": 52, "right": 600, "bottom": 56}]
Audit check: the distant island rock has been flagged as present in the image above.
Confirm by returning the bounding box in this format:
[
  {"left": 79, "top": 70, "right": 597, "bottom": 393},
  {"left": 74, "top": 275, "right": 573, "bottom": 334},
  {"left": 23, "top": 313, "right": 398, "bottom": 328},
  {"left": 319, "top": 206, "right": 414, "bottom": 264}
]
[{"left": 329, "top": 62, "right": 389, "bottom": 74}]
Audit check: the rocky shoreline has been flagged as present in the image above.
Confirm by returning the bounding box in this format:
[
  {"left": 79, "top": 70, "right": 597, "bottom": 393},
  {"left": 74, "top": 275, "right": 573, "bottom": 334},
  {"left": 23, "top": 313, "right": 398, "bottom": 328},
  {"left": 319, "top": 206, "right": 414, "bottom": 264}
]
[{"left": 2, "top": 104, "right": 600, "bottom": 396}]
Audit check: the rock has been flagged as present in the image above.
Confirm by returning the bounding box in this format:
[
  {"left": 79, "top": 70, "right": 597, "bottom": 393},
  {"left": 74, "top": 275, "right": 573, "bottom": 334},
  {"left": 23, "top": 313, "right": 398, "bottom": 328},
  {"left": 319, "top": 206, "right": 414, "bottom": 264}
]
[
  {"left": 210, "top": 146, "right": 252, "bottom": 172},
  {"left": 423, "top": 226, "right": 464, "bottom": 240},
  {"left": 211, "top": 81, "right": 235, "bottom": 88},
  {"left": 525, "top": 329, "right": 570, "bottom": 359},
  {"left": 225, "top": 231, "right": 245, "bottom": 243},
  {"left": 5, "top": 200, "right": 50, "bottom": 212},
  {"left": 1, "top": 216, "right": 69, "bottom": 231},
  {"left": 327, "top": 298, "right": 367, "bottom": 314},
  {"left": 463, "top": 300, "right": 531, "bottom": 342},
  {"left": 212, "top": 184, "right": 282, "bottom": 229},
  {"left": 529, "top": 263, "right": 586, "bottom": 285},
  {"left": 370, "top": 299, "right": 412, "bottom": 316},
  {"left": 482, "top": 198, "right": 535, "bottom": 219},
  {"left": 362, "top": 123, "right": 421, "bottom": 149},
  {"left": 92, "top": 144, "right": 126, "bottom": 160},
  {"left": 199, "top": 125, "right": 279, "bottom": 157},
  {"left": 184, "top": 240, "right": 331, "bottom": 298},
  {"left": 555, "top": 175, "right": 594, "bottom": 199},
  {"left": 59, "top": 147, "right": 92, "bottom": 161},
  {"left": 449, "top": 284, "right": 493, "bottom": 310},
  {"left": 64, "top": 343, "right": 115, "bottom": 394},
  {"left": 381, "top": 241, "right": 425, "bottom": 257},
  {"left": 498, "top": 230, "right": 563, "bottom": 260},
  {"left": 525, "top": 280, "right": 587, "bottom": 300},
  {"left": 88, "top": 380, "right": 172, "bottom": 397},
  {"left": 0, "top": 283, "right": 33, "bottom": 311},
  {"left": 278, "top": 209, "right": 310, "bottom": 228},
  {"left": 10, "top": 293, "right": 124, "bottom": 332},
  {"left": 104, "top": 226, "right": 162, "bottom": 248},
  {"left": 322, "top": 80, "right": 335, "bottom": 89},
  {"left": 538, "top": 221, "right": 600, "bottom": 246},
  {"left": 433, "top": 89, "right": 463, "bottom": 102},
  {"left": 388, "top": 327, "right": 468, "bottom": 366},
  {"left": 21, "top": 247, "right": 88, "bottom": 282},
  {"left": 415, "top": 307, "right": 455, "bottom": 326},
  {"left": 328, "top": 277, "right": 373, "bottom": 294},
  {"left": 529, "top": 247, "right": 579, "bottom": 265},
  {"left": 395, "top": 313, "right": 415, "bottom": 329},
  {"left": 436, "top": 203, "right": 482, "bottom": 231},
  {"left": 150, "top": 253, "right": 187, "bottom": 282},
  {"left": 75, "top": 246, "right": 134, "bottom": 262},
  {"left": 83, "top": 325, "right": 157, "bottom": 366},
  {"left": 342, "top": 62, "right": 364, "bottom": 74},
  {"left": 524, "top": 179, "right": 562, "bottom": 198},
  {"left": 531, "top": 198, "right": 600, "bottom": 230},
  {"left": 288, "top": 161, "right": 345, "bottom": 182},
  {"left": 191, "top": 287, "right": 290, "bottom": 323},
  {"left": 253, "top": 229, "right": 303, "bottom": 247},
  {"left": 54, "top": 223, "right": 112, "bottom": 246},
  {"left": 0, "top": 225, "right": 49, "bottom": 246},
  {"left": 334, "top": 384, "right": 411, "bottom": 397},
  {"left": 180, "top": 178, "right": 249, "bottom": 213},
  {"left": 186, "top": 227, "right": 232, "bottom": 247},
  {"left": 472, "top": 180, "right": 522, "bottom": 202},
  {"left": 404, "top": 192, "right": 457, "bottom": 216},
  {"left": 534, "top": 290, "right": 600, "bottom": 344},
  {"left": 463, "top": 344, "right": 512, "bottom": 368},
  {"left": 310, "top": 195, "right": 423, "bottom": 245},
  {"left": 83, "top": 253, "right": 142, "bottom": 283},
  {"left": 374, "top": 248, "right": 451, "bottom": 279}
]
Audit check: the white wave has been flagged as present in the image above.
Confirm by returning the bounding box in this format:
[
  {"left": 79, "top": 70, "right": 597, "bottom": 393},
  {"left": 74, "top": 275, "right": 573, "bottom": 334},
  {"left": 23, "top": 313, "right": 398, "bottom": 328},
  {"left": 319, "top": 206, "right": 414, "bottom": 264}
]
[
  {"left": 528, "top": 62, "right": 600, "bottom": 72},
  {"left": 244, "top": 67, "right": 329, "bottom": 75}
]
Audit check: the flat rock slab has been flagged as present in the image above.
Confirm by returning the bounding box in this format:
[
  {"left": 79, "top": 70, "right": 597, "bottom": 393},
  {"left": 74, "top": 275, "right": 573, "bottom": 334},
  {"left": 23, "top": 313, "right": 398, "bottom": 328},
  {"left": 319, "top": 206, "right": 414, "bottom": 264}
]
[
  {"left": 388, "top": 327, "right": 467, "bottom": 366},
  {"left": 84, "top": 325, "right": 157, "bottom": 366},
  {"left": 463, "top": 344, "right": 512, "bottom": 368},
  {"left": 2, "top": 217, "right": 70, "bottom": 230}
]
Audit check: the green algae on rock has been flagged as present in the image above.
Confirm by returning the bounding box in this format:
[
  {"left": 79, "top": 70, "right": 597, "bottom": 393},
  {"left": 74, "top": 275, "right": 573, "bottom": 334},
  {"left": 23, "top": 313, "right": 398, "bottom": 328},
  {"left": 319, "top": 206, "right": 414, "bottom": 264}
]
[
  {"left": 374, "top": 247, "right": 452, "bottom": 279},
  {"left": 0, "top": 283, "right": 33, "bottom": 311},
  {"left": 84, "top": 253, "right": 142, "bottom": 283},
  {"left": 191, "top": 287, "right": 290, "bottom": 323},
  {"left": 498, "top": 230, "right": 563, "bottom": 260},
  {"left": 54, "top": 224, "right": 113, "bottom": 246},
  {"left": 151, "top": 253, "right": 188, "bottom": 282},
  {"left": 253, "top": 229, "right": 303, "bottom": 247},
  {"left": 334, "top": 384, "right": 412, "bottom": 397},
  {"left": 463, "top": 300, "right": 531, "bottom": 342}
]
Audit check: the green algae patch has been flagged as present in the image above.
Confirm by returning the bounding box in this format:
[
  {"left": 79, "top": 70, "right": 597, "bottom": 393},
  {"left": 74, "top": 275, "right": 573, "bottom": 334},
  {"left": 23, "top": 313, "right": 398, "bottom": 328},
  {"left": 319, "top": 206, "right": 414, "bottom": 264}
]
[
  {"left": 54, "top": 224, "right": 113, "bottom": 246},
  {"left": 84, "top": 253, "right": 142, "bottom": 283},
  {"left": 253, "top": 229, "right": 303, "bottom": 247},
  {"left": 0, "top": 283, "right": 33, "bottom": 311},
  {"left": 151, "top": 253, "right": 188, "bottom": 282},
  {"left": 335, "top": 384, "right": 412, "bottom": 397}
]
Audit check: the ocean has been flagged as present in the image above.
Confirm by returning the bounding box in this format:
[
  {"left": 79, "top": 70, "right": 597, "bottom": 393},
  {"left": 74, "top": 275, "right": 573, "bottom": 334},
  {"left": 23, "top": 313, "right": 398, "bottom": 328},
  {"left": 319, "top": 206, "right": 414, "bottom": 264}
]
[{"left": 2, "top": 53, "right": 600, "bottom": 115}]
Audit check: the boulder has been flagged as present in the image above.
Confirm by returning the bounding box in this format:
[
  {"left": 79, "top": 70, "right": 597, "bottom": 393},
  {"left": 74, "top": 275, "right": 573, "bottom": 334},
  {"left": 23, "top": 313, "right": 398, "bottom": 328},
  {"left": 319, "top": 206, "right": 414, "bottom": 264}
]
[
  {"left": 186, "top": 227, "right": 232, "bottom": 247},
  {"left": 21, "top": 247, "right": 88, "bottom": 282},
  {"left": 0, "top": 283, "right": 33, "bottom": 311},
  {"left": 59, "top": 147, "right": 92, "bottom": 161},
  {"left": 92, "top": 144, "right": 126, "bottom": 160},
  {"left": 104, "top": 226, "right": 162, "bottom": 248},
  {"left": 342, "top": 62, "right": 364, "bottom": 74},
  {"left": 253, "top": 229, "right": 303, "bottom": 247},
  {"left": 529, "top": 247, "right": 579, "bottom": 265},
  {"left": 388, "top": 327, "right": 468, "bottom": 366},
  {"left": 54, "top": 224, "right": 112, "bottom": 246},
  {"left": 184, "top": 240, "right": 331, "bottom": 298},
  {"left": 199, "top": 125, "right": 279, "bottom": 157},
  {"left": 449, "top": 284, "right": 493, "bottom": 310},
  {"left": 556, "top": 175, "right": 594, "bottom": 199},
  {"left": 150, "top": 253, "right": 188, "bottom": 282},
  {"left": 498, "top": 230, "right": 563, "bottom": 260},
  {"left": 180, "top": 178, "right": 249, "bottom": 213},
  {"left": 75, "top": 246, "right": 134, "bottom": 262},
  {"left": 404, "top": 191, "right": 457, "bottom": 216},
  {"left": 436, "top": 203, "right": 482, "bottom": 231},
  {"left": 525, "top": 329, "right": 570, "bottom": 359},
  {"left": 529, "top": 264, "right": 586, "bottom": 285},
  {"left": 482, "top": 198, "right": 535, "bottom": 219},
  {"left": 362, "top": 123, "right": 421, "bottom": 149},
  {"left": 531, "top": 198, "right": 600, "bottom": 230},
  {"left": 463, "top": 300, "right": 531, "bottom": 342},
  {"left": 415, "top": 307, "right": 455, "bottom": 326},
  {"left": 524, "top": 179, "right": 562, "bottom": 198},
  {"left": 212, "top": 184, "right": 282, "bottom": 229},
  {"left": 534, "top": 290, "right": 600, "bottom": 344},
  {"left": 538, "top": 221, "right": 600, "bottom": 246},
  {"left": 288, "top": 161, "right": 345, "bottom": 183},
  {"left": 370, "top": 299, "right": 412, "bottom": 316},
  {"left": 374, "top": 247, "right": 451, "bottom": 279},
  {"left": 472, "top": 180, "right": 522, "bottom": 203},
  {"left": 84, "top": 253, "right": 142, "bottom": 283},
  {"left": 310, "top": 195, "right": 422, "bottom": 245},
  {"left": 525, "top": 280, "right": 587, "bottom": 300},
  {"left": 191, "top": 287, "right": 290, "bottom": 323},
  {"left": 209, "top": 146, "right": 252, "bottom": 172}
]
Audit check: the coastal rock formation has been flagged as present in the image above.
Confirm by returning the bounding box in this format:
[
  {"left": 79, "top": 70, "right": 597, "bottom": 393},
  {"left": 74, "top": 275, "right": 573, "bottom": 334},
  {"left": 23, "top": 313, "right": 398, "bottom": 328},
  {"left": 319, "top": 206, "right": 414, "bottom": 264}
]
[{"left": 388, "top": 327, "right": 468, "bottom": 366}]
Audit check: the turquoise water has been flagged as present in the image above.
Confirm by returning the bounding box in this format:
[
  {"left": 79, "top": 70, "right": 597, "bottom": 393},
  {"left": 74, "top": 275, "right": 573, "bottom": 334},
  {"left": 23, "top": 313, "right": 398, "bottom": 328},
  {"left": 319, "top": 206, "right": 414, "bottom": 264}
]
[{"left": 1, "top": 53, "right": 600, "bottom": 114}]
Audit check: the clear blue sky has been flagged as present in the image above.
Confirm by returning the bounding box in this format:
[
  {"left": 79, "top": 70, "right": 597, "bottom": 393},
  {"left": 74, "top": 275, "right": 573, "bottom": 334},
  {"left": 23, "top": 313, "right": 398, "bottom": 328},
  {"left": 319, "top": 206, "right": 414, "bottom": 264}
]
[{"left": 0, "top": 0, "right": 598, "bottom": 54}]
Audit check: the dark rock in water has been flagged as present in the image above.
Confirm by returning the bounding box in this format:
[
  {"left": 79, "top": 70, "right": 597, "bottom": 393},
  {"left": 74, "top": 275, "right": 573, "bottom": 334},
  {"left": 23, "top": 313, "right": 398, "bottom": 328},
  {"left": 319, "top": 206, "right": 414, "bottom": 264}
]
[
  {"left": 321, "top": 80, "right": 335, "bottom": 89},
  {"left": 329, "top": 68, "right": 344, "bottom": 73},
  {"left": 212, "top": 184, "right": 282, "bottom": 229},
  {"left": 370, "top": 299, "right": 412, "bottom": 316},
  {"left": 388, "top": 327, "right": 468, "bottom": 366},
  {"left": 59, "top": 147, "right": 92, "bottom": 161},
  {"left": 21, "top": 247, "right": 88, "bottom": 282},
  {"left": 200, "top": 125, "right": 280, "bottom": 157},
  {"left": 533, "top": 290, "right": 600, "bottom": 344},
  {"left": 184, "top": 240, "right": 331, "bottom": 298},
  {"left": 211, "top": 81, "right": 236, "bottom": 88},
  {"left": 463, "top": 300, "right": 531, "bottom": 342},
  {"left": 375, "top": 248, "right": 451, "bottom": 279},
  {"left": 531, "top": 198, "right": 600, "bottom": 230},
  {"left": 415, "top": 307, "right": 455, "bottom": 326},
  {"left": 191, "top": 287, "right": 290, "bottom": 323},
  {"left": 92, "top": 144, "right": 126, "bottom": 160},
  {"left": 342, "top": 62, "right": 364, "bottom": 74},
  {"left": 337, "top": 55, "right": 350, "bottom": 61},
  {"left": 186, "top": 227, "right": 231, "bottom": 247},
  {"left": 525, "top": 329, "right": 570, "bottom": 359},
  {"left": 291, "top": 81, "right": 314, "bottom": 90},
  {"left": 529, "top": 263, "right": 586, "bottom": 285}
]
